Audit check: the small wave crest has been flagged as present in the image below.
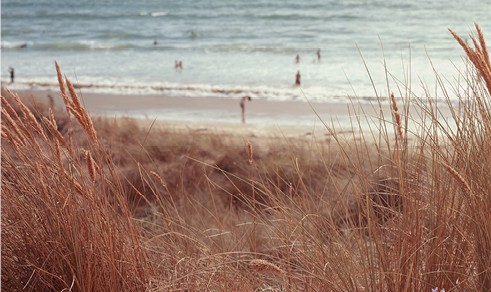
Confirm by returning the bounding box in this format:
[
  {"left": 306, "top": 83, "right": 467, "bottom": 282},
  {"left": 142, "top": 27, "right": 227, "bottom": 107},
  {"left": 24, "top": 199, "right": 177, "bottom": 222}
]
[
  {"left": 32, "top": 40, "right": 135, "bottom": 51},
  {"left": 139, "top": 11, "right": 168, "bottom": 17},
  {"left": 4, "top": 39, "right": 182, "bottom": 52},
  {"left": 11, "top": 79, "right": 364, "bottom": 104},
  {"left": 1, "top": 41, "right": 30, "bottom": 49}
]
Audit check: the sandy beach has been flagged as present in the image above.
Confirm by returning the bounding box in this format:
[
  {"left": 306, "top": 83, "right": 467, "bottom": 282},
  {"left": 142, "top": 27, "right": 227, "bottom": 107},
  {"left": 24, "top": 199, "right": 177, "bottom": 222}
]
[
  {"left": 7, "top": 87, "right": 458, "bottom": 145},
  {"left": 10, "top": 88, "right": 405, "bottom": 138}
]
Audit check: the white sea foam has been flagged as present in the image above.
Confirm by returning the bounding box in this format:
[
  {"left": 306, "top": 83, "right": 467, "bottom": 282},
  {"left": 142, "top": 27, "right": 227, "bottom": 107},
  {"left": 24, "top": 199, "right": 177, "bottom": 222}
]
[
  {"left": 1, "top": 41, "right": 30, "bottom": 49},
  {"left": 139, "top": 11, "right": 168, "bottom": 17}
]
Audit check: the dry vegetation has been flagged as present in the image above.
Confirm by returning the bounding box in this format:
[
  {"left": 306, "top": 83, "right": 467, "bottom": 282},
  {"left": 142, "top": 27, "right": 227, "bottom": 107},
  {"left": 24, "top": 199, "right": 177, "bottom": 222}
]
[{"left": 2, "top": 24, "right": 491, "bottom": 291}]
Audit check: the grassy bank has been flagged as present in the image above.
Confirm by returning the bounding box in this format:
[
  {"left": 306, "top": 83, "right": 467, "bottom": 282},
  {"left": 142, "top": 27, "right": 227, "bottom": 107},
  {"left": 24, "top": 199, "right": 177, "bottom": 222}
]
[{"left": 2, "top": 25, "right": 491, "bottom": 291}]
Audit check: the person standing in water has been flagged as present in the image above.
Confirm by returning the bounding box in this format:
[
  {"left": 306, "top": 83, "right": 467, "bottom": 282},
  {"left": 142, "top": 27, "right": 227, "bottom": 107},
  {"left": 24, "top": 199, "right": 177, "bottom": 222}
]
[
  {"left": 240, "top": 95, "right": 252, "bottom": 123},
  {"left": 316, "top": 48, "right": 321, "bottom": 62},
  {"left": 295, "top": 54, "right": 300, "bottom": 64},
  {"left": 8, "top": 67, "right": 15, "bottom": 84},
  {"left": 174, "top": 60, "right": 183, "bottom": 70},
  {"left": 295, "top": 70, "right": 301, "bottom": 86}
]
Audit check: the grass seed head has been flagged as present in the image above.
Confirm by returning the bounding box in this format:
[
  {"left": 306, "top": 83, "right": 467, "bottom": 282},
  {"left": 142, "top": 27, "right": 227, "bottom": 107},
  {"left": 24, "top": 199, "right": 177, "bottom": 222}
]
[{"left": 249, "top": 259, "right": 284, "bottom": 274}]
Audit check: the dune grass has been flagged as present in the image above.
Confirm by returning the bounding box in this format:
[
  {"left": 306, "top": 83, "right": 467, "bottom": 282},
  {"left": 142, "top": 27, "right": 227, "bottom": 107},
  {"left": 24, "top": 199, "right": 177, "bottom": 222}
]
[{"left": 2, "top": 24, "right": 491, "bottom": 291}]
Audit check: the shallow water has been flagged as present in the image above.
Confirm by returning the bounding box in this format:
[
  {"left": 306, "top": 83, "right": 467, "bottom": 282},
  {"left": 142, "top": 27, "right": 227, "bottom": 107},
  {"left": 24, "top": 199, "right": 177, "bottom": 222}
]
[{"left": 2, "top": 0, "right": 490, "bottom": 103}]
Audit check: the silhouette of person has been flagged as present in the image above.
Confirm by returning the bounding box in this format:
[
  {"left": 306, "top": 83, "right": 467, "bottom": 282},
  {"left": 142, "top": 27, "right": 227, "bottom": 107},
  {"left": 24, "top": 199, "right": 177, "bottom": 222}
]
[
  {"left": 153, "top": 39, "right": 158, "bottom": 46},
  {"left": 295, "top": 70, "right": 301, "bottom": 86},
  {"left": 295, "top": 54, "right": 300, "bottom": 64},
  {"left": 178, "top": 61, "right": 183, "bottom": 69},
  {"left": 316, "top": 48, "right": 321, "bottom": 62},
  {"left": 8, "top": 67, "right": 14, "bottom": 84},
  {"left": 240, "top": 95, "right": 252, "bottom": 123},
  {"left": 175, "top": 60, "right": 179, "bottom": 69}
]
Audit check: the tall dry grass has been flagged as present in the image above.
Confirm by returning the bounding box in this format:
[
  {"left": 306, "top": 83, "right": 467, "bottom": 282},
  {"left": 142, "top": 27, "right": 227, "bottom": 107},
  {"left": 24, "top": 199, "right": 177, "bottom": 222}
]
[
  {"left": 2, "top": 24, "right": 491, "bottom": 291},
  {"left": 1, "top": 71, "right": 152, "bottom": 290}
]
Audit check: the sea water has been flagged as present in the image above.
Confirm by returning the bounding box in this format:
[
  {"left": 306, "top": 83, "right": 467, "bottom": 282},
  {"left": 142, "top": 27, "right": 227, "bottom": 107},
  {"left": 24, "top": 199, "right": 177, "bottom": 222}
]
[{"left": 2, "top": 0, "right": 490, "bottom": 103}]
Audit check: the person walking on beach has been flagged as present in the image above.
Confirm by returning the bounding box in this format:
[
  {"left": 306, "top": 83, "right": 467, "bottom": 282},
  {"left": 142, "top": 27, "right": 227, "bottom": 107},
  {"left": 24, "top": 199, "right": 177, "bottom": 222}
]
[
  {"left": 8, "top": 67, "right": 15, "bottom": 84},
  {"left": 295, "top": 70, "right": 301, "bottom": 86},
  {"left": 240, "top": 95, "right": 252, "bottom": 123}
]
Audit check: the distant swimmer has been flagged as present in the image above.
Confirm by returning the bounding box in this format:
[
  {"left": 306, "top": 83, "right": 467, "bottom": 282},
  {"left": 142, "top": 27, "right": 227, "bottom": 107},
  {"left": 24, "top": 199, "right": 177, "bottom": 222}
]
[
  {"left": 240, "top": 95, "right": 252, "bottom": 124},
  {"left": 8, "top": 67, "right": 14, "bottom": 84},
  {"left": 316, "top": 48, "right": 321, "bottom": 62},
  {"left": 153, "top": 39, "right": 158, "bottom": 45},
  {"left": 295, "top": 54, "right": 300, "bottom": 64},
  {"left": 295, "top": 70, "right": 301, "bottom": 86}
]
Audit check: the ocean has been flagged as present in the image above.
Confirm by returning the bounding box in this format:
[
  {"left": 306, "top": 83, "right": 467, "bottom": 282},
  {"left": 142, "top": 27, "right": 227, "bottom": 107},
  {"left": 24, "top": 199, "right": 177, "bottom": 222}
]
[{"left": 2, "top": 0, "right": 490, "bottom": 104}]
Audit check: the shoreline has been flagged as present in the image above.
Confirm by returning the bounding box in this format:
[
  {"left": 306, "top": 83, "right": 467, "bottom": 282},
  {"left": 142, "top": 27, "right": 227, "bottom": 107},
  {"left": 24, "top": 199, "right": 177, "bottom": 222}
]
[
  {"left": 8, "top": 87, "right": 382, "bottom": 116},
  {"left": 4, "top": 87, "right": 455, "bottom": 140}
]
